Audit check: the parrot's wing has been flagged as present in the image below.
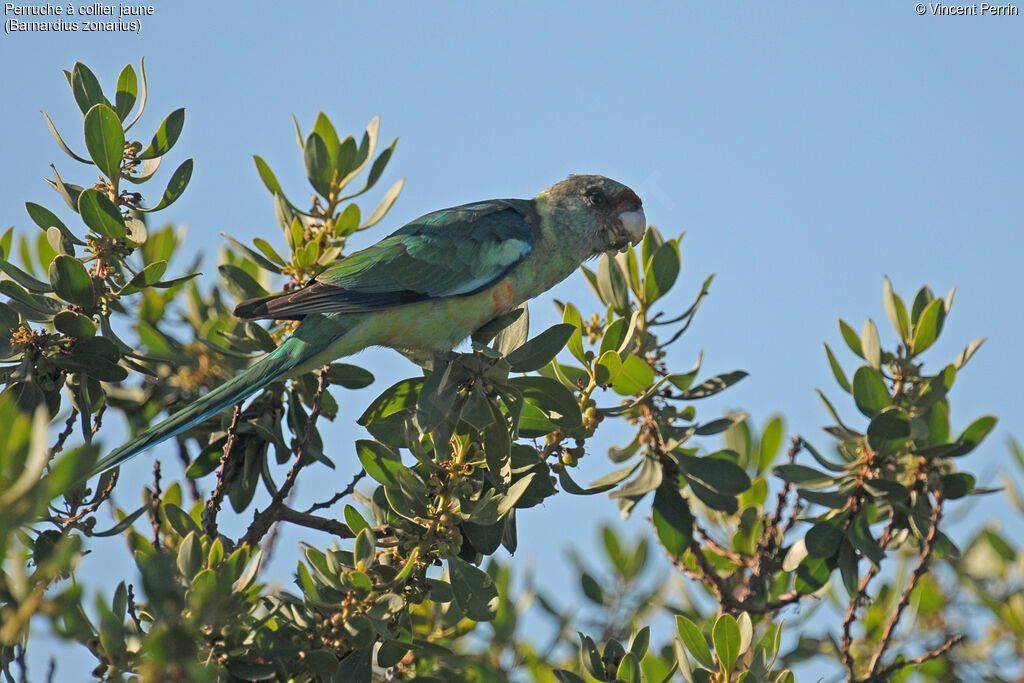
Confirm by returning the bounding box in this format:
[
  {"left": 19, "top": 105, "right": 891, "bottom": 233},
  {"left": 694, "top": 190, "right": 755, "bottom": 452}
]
[{"left": 235, "top": 199, "right": 536, "bottom": 320}]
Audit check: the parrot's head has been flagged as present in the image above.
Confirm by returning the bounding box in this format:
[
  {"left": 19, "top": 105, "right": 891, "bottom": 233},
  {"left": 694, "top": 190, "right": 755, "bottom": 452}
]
[{"left": 541, "top": 175, "right": 647, "bottom": 254}]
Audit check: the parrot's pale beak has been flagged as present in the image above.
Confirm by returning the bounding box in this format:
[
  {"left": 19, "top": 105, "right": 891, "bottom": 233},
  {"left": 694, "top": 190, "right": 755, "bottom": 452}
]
[{"left": 618, "top": 208, "right": 647, "bottom": 246}]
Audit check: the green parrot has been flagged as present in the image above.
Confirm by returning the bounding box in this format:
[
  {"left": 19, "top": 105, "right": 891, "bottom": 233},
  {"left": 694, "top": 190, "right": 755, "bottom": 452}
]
[{"left": 89, "top": 175, "right": 645, "bottom": 477}]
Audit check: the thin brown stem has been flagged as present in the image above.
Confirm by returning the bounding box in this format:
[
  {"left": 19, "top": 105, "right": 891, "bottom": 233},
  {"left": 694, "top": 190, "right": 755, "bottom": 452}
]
[
  {"left": 203, "top": 404, "right": 243, "bottom": 541},
  {"left": 50, "top": 469, "right": 119, "bottom": 525},
  {"left": 842, "top": 518, "right": 897, "bottom": 679},
  {"left": 90, "top": 403, "right": 106, "bottom": 436},
  {"left": 666, "top": 541, "right": 807, "bottom": 615},
  {"left": 304, "top": 469, "right": 367, "bottom": 514},
  {"left": 49, "top": 409, "right": 79, "bottom": 456},
  {"left": 126, "top": 584, "right": 143, "bottom": 632},
  {"left": 858, "top": 634, "right": 963, "bottom": 682},
  {"left": 150, "top": 461, "right": 162, "bottom": 549},
  {"left": 240, "top": 366, "right": 330, "bottom": 548},
  {"left": 276, "top": 506, "right": 363, "bottom": 539},
  {"left": 866, "top": 492, "right": 945, "bottom": 676}
]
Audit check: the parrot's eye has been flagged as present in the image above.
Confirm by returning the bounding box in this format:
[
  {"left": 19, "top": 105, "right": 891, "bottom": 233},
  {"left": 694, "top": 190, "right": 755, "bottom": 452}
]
[{"left": 584, "top": 189, "right": 607, "bottom": 207}]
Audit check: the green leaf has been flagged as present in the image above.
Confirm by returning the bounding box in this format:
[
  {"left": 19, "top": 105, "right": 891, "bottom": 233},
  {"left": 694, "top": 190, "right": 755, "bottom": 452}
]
[
  {"left": 678, "top": 453, "right": 751, "bottom": 494},
  {"left": 629, "top": 625, "right": 651, "bottom": 660},
  {"left": 712, "top": 613, "right": 741, "bottom": 674},
  {"left": 866, "top": 406, "right": 911, "bottom": 455},
  {"left": 70, "top": 62, "right": 108, "bottom": 114},
  {"left": 176, "top": 531, "right": 203, "bottom": 580},
  {"left": 494, "top": 303, "right": 530, "bottom": 356},
  {"left": 794, "top": 553, "right": 834, "bottom": 593},
  {"left": 448, "top": 557, "right": 499, "bottom": 621},
  {"left": 652, "top": 485, "right": 694, "bottom": 559},
  {"left": 643, "top": 240, "right": 680, "bottom": 305},
  {"left": 838, "top": 318, "right": 863, "bottom": 359},
  {"left": 326, "top": 363, "right": 374, "bottom": 389},
  {"left": 595, "top": 350, "right": 622, "bottom": 386},
  {"left": 139, "top": 108, "right": 185, "bottom": 159},
  {"left": 510, "top": 376, "right": 581, "bottom": 428},
  {"left": 882, "top": 276, "right": 909, "bottom": 340},
  {"left": 53, "top": 311, "right": 96, "bottom": 338},
  {"left": 758, "top": 416, "right": 784, "bottom": 472},
  {"left": 359, "top": 178, "right": 405, "bottom": 230},
  {"left": 823, "top": 343, "right": 850, "bottom": 393},
  {"left": 677, "top": 370, "right": 747, "bottom": 399},
  {"left": 861, "top": 319, "right": 881, "bottom": 370},
  {"left": 41, "top": 110, "right": 92, "bottom": 164},
  {"left": 25, "top": 202, "right": 82, "bottom": 246},
  {"left": 355, "top": 439, "right": 408, "bottom": 488},
  {"left": 805, "top": 515, "right": 847, "bottom": 558},
  {"left": 252, "top": 155, "right": 285, "bottom": 197},
  {"left": 949, "top": 337, "right": 984, "bottom": 372},
  {"left": 351, "top": 136, "right": 397, "bottom": 200},
  {"left": 343, "top": 505, "right": 370, "bottom": 536},
  {"left": 138, "top": 158, "right": 192, "bottom": 212},
  {"left": 597, "top": 253, "right": 630, "bottom": 315},
  {"left": 847, "top": 510, "right": 884, "bottom": 567},
  {"left": 0, "top": 257, "right": 51, "bottom": 293},
  {"left": 506, "top": 323, "right": 574, "bottom": 372},
  {"left": 78, "top": 189, "right": 126, "bottom": 239},
  {"left": 45, "top": 164, "right": 83, "bottom": 210},
  {"left": 851, "top": 366, "right": 891, "bottom": 417},
  {"left": 616, "top": 652, "right": 642, "bottom": 683},
  {"left": 911, "top": 297, "right": 945, "bottom": 355},
  {"left": 676, "top": 615, "right": 715, "bottom": 669},
  {"left": 838, "top": 539, "right": 859, "bottom": 596},
  {"left": 954, "top": 416, "right": 997, "bottom": 454},
  {"left": 48, "top": 255, "right": 94, "bottom": 307},
  {"left": 114, "top": 64, "right": 137, "bottom": 121},
  {"left": 354, "top": 527, "right": 376, "bottom": 569},
  {"left": 83, "top": 104, "right": 125, "bottom": 181},
  {"left": 218, "top": 264, "right": 269, "bottom": 301},
  {"left": 611, "top": 354, "right": 655, "bottom": 395},
  {"left": 561, "top": 302, "right": 586, "bottom": 364},
  {"left": 773, "top": 464, "right": 835, "bottom": 488},
  {"left": 304, "top": 131, "right": 333, "bottom": 197},
  {"left": 118, "top": 260, "right": 168, "bottom": 296}
]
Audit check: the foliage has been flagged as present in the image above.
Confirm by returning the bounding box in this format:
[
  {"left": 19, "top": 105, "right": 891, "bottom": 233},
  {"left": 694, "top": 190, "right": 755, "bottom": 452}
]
[{"left": 0, "top": 60, "right": 1017, "bottom": 682}]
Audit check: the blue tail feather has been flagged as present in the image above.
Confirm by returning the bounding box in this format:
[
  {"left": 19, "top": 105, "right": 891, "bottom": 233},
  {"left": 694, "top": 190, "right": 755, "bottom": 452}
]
[{"left": 89, "top": 336, "right": 331, "bottom": 478}]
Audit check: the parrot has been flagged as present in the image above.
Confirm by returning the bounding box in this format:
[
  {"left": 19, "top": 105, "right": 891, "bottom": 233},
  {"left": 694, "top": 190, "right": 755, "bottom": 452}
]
[{"left": 88, "top": 174, "right": 646, "bottom": 477}]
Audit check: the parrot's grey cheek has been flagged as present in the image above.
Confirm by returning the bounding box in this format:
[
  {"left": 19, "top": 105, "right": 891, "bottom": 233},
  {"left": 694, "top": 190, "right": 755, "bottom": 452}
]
[{"left": 619, "top": 209, "right": 647, "bottom": 245}]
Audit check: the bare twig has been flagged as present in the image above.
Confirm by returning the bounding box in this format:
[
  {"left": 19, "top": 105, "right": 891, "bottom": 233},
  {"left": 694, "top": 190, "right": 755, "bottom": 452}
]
[
  {"left": 694, "top": 520, "right": 747, "bottom": 565},
  {"left": 842, "top": 518, "right": 897, "bottom": 679},
  {"left": 859, "top": 633, "right": 964, "bottom": 682},
  {"left": 150, "top": 461, "right": 163, "bottom": 549},
  {"left": 203, "top": 403, "right": 243, "bottom": 541},
  {"left": 240, "top": 366, "right": 330, "bottom": 548},
  {"left": 304, "top": 469, "right": 367, "bottom": 514},
  {"left": 90, "top": 403, "right": 106, "bottom": 436},
  {"left": 49, "top": 409, "right": 79, "bottom": 456},
  {"left": 277, "top": 506, "right": 359, "bottom": 538},
  {"left": 50, "top": 469, "right": 119, "bottom": 525},
  {"left": 126, "top": 584, "right": 143, "bottom": 632},
  {"left": 865, "top": 492, "right": 945, "bottom": 677},
  {"left": 667, "top": 540, "right": 807, "bottom": 615}
]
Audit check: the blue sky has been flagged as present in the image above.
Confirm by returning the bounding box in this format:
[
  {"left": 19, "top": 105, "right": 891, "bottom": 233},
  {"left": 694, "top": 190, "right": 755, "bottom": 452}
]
[{"left": 2, "top": 1, "right": 1022, "bottom": 677}]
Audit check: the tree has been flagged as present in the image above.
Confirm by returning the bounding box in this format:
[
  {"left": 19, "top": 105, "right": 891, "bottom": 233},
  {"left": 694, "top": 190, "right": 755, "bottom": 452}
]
[{"left": 0, "top": 60, "right": 1017, "bottom": 682}]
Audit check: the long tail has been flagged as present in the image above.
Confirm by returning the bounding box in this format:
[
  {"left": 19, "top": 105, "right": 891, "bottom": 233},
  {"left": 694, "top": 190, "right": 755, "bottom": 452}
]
[{"left": 89, "top": 331, "right": 341, "bottom": 478}]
